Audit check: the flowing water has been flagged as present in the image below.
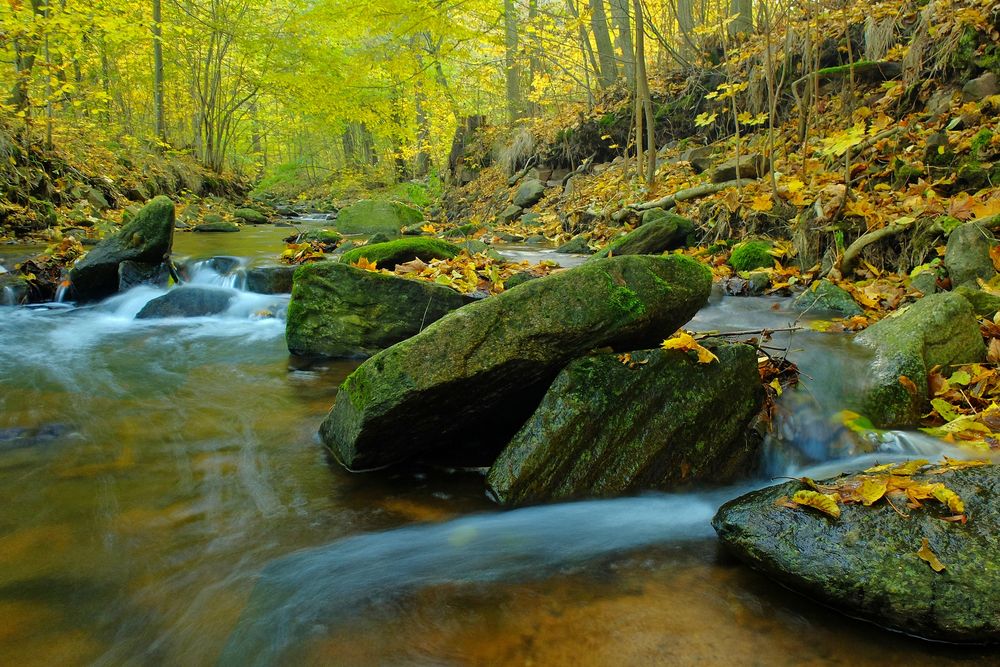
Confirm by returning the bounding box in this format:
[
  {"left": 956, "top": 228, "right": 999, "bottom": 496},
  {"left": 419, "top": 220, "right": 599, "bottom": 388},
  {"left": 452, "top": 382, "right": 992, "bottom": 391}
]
[{"left": 0, "top": 229, "right": 995, "bottom": 665}]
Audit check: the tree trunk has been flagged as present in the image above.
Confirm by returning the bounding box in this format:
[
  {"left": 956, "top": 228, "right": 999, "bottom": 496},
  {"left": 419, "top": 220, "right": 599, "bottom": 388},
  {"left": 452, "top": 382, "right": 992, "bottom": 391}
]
[
  {"left": 676, "top": 0, "right": 696, "bottom": 60},
  {"left": 729, "top": 0, "right": 753, "bottom": 37},
  {"left": 152, "top": 0, "right": 166, "bottom": 141},
  {"left": 633, "top": 0, "right": 655, "bottom": 184},
  {"left": 589, "top": 0, "right": 618, "bottom": 87},
  {"left": 503, "top": 0, "right": 522, "bottom": 121},
  {"left": 610, "top": 0, "right": 634, "bottom": 82}
]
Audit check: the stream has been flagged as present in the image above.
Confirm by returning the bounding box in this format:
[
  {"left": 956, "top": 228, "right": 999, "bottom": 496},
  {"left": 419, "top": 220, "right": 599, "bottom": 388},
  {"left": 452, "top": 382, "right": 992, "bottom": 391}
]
[{"left": 0, "top": 226, "right": 994, "bottom": 665}]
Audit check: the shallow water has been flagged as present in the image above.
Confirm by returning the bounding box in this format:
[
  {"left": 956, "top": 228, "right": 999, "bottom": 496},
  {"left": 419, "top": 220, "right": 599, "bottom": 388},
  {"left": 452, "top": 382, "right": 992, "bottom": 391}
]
[{"left": 0, "top": 230, "right": 995, "bottom": 665}]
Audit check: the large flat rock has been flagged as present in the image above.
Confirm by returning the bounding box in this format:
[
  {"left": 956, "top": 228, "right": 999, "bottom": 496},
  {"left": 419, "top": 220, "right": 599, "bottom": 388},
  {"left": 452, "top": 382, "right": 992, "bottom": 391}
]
[
  {"left": 320, "top": 254, "right": 712, "bottom": 470},
  {"left": 714, "top": 463, "right": 1000, "bottom": 643},
  {"left": 487, "top": 343, "right": 763, "bottom": 505}
]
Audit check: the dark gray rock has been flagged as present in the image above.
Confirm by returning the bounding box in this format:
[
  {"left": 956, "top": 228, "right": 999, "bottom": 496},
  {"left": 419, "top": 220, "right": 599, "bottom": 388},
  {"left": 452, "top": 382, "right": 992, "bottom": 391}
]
[
  {"left": 555, "top": 236, "right": 592, "bottom": 254},
  {"left": 136, "top": 286, "right": 236, "bottom": 319},
  {"left": 118, "top": 260, "right": 170, "bottom": 292},
  {"left": 792, "top": 280, "right": 863, "bottom": 317},
  {"left": 69, "top": 196, "right": 175, "bottom": 302},
  {"left": 946, "top": 221, "right": 997, "bottom": 287},
  {"left": 487, "top": 343, "right": 763, "bottom": 505},
  {"left": 245, "top": 266, "right": 296, "bottom": 294},
  {"left": 714, "top": 464, "right": 1000, "bottom": 643},
  {"left": 513, "top": 179, "right": 546, "bottom": 208},
  {"left": 711, "top": 153, "right": 768, "bottom": 182}
]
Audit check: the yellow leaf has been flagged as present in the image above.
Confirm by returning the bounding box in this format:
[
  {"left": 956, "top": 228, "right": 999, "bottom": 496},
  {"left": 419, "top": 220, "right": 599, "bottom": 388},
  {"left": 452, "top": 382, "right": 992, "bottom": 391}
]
[
  {"left": 917, "top": 537, "right": 946, "bottom": 572},
  {"left": 750, "top": 193, "right": 774, "bottom": 212},
  {"left": 352, "top": 257, "right": 379, "bottom": 271},
  {"left": 890, "top": 459, "right": 929, "bottom": 476},
  {"left": 791, "top": 490, "right": 841, "bottom": 518},
  {"left": 858, "top": 477, "right": 888, "bottom": 506},
  {"left": 661, "top": 332, "right": 719, "bottom": 364},
  {"left": 931, "top": 486, "right": 965, "bottom": 513}
]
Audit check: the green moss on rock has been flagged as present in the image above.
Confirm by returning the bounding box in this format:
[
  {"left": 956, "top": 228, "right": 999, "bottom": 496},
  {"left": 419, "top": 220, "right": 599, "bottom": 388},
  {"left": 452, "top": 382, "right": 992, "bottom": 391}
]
[
  {"left": 728, "top": 240, "right": 774, "bottom": 272},
  {"left": 339, "top": 238, "right": 462, "bottom": 268},
  {"left": 487, "top": 343, "right": 763, "bottom": 505},
  {"left": 334, "top": 199, "right": 422, "bottom": 236}
]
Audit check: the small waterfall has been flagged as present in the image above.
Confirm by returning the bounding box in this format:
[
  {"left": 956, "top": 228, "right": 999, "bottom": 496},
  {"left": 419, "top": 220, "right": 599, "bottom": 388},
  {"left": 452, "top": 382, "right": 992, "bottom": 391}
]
[
  {"left": 183, "top": 256, "right": 248, "bottom": 289},
  {"left": 54, "top": 280, "right": 70, "bottom": 303},
  {"left": 1, "top": 285, "right": 16, "bottom": 306}
]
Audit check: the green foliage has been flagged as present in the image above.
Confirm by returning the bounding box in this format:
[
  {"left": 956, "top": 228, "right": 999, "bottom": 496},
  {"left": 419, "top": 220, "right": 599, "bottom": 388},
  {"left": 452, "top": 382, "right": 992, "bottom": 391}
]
[{"left": 728, "top": 241, "right": 775, "bottom": 272}]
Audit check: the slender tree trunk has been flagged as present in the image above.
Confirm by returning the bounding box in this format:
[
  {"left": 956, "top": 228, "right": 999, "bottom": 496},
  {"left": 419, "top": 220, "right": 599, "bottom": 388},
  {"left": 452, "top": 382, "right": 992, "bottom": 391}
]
[
  {"left": 677, "top": 0, "right": 696, "bottom": 60},
  {"left": 152, "top": 0, "right": 166, "bottom": 141},
  {"left": 633, "top": 0, "right": 655, "bottom": 184},
  {"left": 503, "top": 0, "right": 522, "bottom": 121},
  {"left": 610, "top": 0, "right": 634, "bottom": 83},
  {"left": 729, "top": 0, "right": 753, "bottom": 37},
  {"left": 589, "top": 0, "right": 618, "bottom": 87}
]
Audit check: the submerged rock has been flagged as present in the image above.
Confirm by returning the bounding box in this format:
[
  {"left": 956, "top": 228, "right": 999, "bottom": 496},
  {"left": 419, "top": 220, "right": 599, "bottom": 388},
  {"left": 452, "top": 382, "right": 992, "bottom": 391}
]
[
  {"left": 555, "top": 235, "right": 592, "bottom": 254},
  {"left": 320, "top": 254, "right": 712, "bottom": 470},
  {"left": 69, "top": 196, "right": 175, "bottom": 302},
  {"left": 856, "top": 292, "right": 984, "bottom": 428},
  {"left": 487, "top": 343, "right": 763, "bottom": 506},
  {"left": 285, "top": 262, "right": 470, "bottom": 359},
  {"left": 792, "top": 280, "right": 863, "bottom": 317},
  {"left": 713, "top": 464, "right": 1000, "bottom": 643},
  {"left": 592, "top": 211, "right": 694, "bottom": 259},
  {"left": 136, "top": 286, "right": 236, "bottom": 319},
  {"left": 245, "top": 266, "right": 296, "bottom": 294},
  {"left": 118, "top": 260, "right": 170, "bottom": 292},
  {"left": 334, "top": 200, "right": 422, "bottom": 236},
  {"left": 339, "top": 238, "right": 462, "bottom": 268},
  {"left": 194, "top": 221, "right": 240, "bottom": 233}
]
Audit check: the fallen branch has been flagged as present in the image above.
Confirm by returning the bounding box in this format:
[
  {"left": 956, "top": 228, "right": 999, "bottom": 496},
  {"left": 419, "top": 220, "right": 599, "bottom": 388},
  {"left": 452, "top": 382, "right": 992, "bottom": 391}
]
[
  {"left": 694, "top": 326, "right": 804, "bottom": 339},
  {"left": 614, "top": 179, "right": 756, "bottom": 221},
  {"left": 837, "top": 223, "right": 909, "bottom": 276}
]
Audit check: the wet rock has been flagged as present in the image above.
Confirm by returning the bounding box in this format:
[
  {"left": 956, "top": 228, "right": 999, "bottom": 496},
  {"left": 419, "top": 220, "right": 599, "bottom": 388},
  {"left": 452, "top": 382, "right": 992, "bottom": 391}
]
[
  {"left": 293, "top": 228, "right": 342, "bottom": 250},
  {"left": 792, "top": 280, "right": 863, "bottom": 317},
  {"left": 910, "top": 270, "right": 939, "bottom": 295},
  {"left": 503, "top": 271, "right": 538, "bottom": 290},
  {"left": 118, "top": 260, "right": 170, "bottom": 292},
  {"left": 234, "top": 208, "right": 268, "bottom": 225},
  {"left": 680, "top": 146, "right": 714, "bottom": 173},
  {"left": 856, "top": 292, "right": 985, "bottom": 428},
  {"left": 555, "top": 236, "right": 592, "bottom": 254},
  {"left": 401, "top": 222, "right": 428, "bottom": 236},
  {"left": 513, "top": 179, "right": 546, "bottom": 208},
  {"left": 0, "top": 273, "right": 29, "bottom": 305},
  {"left": 245, "top": 266, "right": 296, "bottom": 294},
  {"left": 524, "top": 235, "right": 547, "bottom": 246},
  {"left": 487, "top": 343, "right": 763, "bottom": 506},
  {"left": 87, "top": 188, "right": 110, "bottom": 211},
  {"left": 714, "top": 464, "right": 1000, "bottom": 643},
  {"left": 321, "top": 255, "right": 713, "bottom": 470},
  {"left": 962, "top": 71, "right": 998, "bottom": 102},
  {"left": 710, "top": 153, "right": 768, "bottom": 183},
  {"left": 286, "top": 262, "right": 470, "bottom": 359},
  {"left": 367, "top": 232, "right": 392, "bottom": 245},
  {"left": 334, "top": 200, "right": 422, "bottom": 236},
  {"left": 592, "top": 212, "right": 694, "bottom": 259},
  {"left": 136, "top": 286, "right": 236, "bottom": 319},
  {"left": 69, "top": 196, "right": 175, "bottom": 302},
  {"left": 194, "top": 221, "right": 240, "bottom": 233},
  {"left": 946, "top": 221, "right": 997, "bottom": 287},
  {"left": 339, "top": 238, "right": 462, "bottom": 268},
  {"left": 520, "top": 212, "right": 543, "bottom": 227},
  {"left": 722, "top": 271, "right": 771, "bottom": 297}
]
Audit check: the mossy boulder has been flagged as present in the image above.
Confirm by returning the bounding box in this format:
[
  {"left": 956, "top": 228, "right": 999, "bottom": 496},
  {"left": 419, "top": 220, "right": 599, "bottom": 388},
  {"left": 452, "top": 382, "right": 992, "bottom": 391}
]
[
  {"left": 728, "top": 240, "right": 774, "bottom": 272},
  {"left": 946, "top": 220, "right": 997, "bottom": 287},
  {"left": 334, "top": 200, "right": 422, "bottom": 236},
  {"left": 713, "top": 464, "right": 1000, "bottom": 643},
  {"left": 234, "top": 208, "right": 269, "bottom": 225},
  {"left": 286, "top": 262, "right": 470, "bottom": 359},
  {"left": 792, "top": 280, "right": 863, "bottom": 317},
  {"left": 512, "top": 179, "right": 546, "bottom": 208},
  {"left": 592, "top": 212, "right": 695, "bottom": 259},
  {"left": 339, "top": 238, "right": 462, "bottom": 268},
  {"left": 855, "top": 292, "right": 985, "bottom": 428},
  {"left": 69, "top": 196, "right": 175, "bottom": 302},
  {"left": 320, "top": 254, "right": 713, "bottom": 470},
  {"left": 297, "top": 228, "right": 342, "bottom": 250},
  {"left": 194, "top": 221, "right": 240, "bottom": 233},
  {"left": 555, "top": 235, "right": 592, "bottom": 254},
  {"left": 136, "top": 286, "right": 236, "bottom": 319},
  {"left": 487, "top": 343, "right": 763, "bottom": 506},
  {"left": 955, "top": 286, "right": 1000, "bottom": 318}
]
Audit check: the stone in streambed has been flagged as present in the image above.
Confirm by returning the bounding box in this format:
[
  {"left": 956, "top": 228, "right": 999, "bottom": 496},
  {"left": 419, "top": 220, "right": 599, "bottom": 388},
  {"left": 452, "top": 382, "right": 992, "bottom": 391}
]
[
  {"left": 285, "top": 262, "right": 471, "bottom": 359},
  {"left": 136, "top": 286, "right": 236, "bottom": 319},
  {"left": 945, "top": 220, "right": 997, "bottom": 288},
  {"left": 792, "top": 280, "right": 862, "bottom": 317},
  {"left": 245, "top": 266, "right": 296, "bottom": 294},
  {"left": 69, "top": 196, "right": 175, "bottom": 302},
  {"left": 118, "top": 260, "right": 170, "bottom": 292},
  {"left": 487, "top": 343, "right": 763, "bottom": 506},
  {"left": 234, "top": 208, "right": 269, "bottom": 225},
  {"left": 334, "top": 200, "right": 422, "bottom": 236},
  {"left": 513, "top": 179, "right": 546, "bottom": 208},
  {"left": 592, "top": 211, "right": 694, "bottom": 259},
  {"left": 713, "top": 464, "right": 1000, "bottom": 643},
  {"left": 321, "top": 254, "right": 713, "bottom": 470},
  {"left": 339, "top": 238, "right": 462, "bottom": 268},
  {"left": 194, "top": 221, "right": 240, "bottom": 233},
  {"left": 856, "top": 292, "right": 984, "bottom": 428}
]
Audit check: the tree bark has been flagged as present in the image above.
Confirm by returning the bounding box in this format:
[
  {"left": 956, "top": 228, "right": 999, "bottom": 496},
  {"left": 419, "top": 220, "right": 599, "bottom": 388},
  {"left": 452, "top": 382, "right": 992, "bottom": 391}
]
[
  {"left": 610, "top": 0, "right": 634, "bottom": 82},
  {"left": 152, "top": 0, "right": 166, "bottom": 141},
  {"left": 589, "top": 0, "right": 618, "bottom": 87},
  {"left": 503, "top": 0, "right": 522, "bottom": 120}
]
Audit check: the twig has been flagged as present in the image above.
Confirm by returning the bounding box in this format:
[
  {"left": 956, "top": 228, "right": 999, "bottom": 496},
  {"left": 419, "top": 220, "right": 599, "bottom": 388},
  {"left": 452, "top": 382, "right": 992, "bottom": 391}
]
[
  {"left": 615, "top": 179, "right": 756, "bottom": 221},
  {"left": 694, "top": 326, "right": 803, "bottom": 339}
]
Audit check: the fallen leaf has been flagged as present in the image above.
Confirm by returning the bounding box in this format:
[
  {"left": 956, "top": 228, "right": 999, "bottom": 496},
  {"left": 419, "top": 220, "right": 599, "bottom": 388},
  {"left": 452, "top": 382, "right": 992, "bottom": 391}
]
[
  {"left": 916, "top": 537, "right": 946, "bottom": 572},
  {"left": 791, "top": 490, "right": 841, "bottom": 518},
  {"left": 661, "top": 332, "right": 718, "bottom": 364}
]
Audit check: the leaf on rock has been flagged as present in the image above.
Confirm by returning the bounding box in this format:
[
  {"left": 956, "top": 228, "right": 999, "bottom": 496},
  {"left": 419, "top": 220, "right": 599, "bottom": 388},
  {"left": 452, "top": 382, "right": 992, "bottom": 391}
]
[
  {"left": 931, "top": 486, "right": 965, "bottom": 514},
  {"left": 791, "top": 490, "right": 841, "bottom": 518},
  {"left": 917, "top": 537, "right": 946, "bottom": 572},
  {"left": 891, "top": 459, "right": 929, "bottom": 476},
  {"left": 858, "top": 477, "right": 889, "bottom": 506},
  {"left": 661, "top": 332, "right": 718, "bottom": 364}
]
